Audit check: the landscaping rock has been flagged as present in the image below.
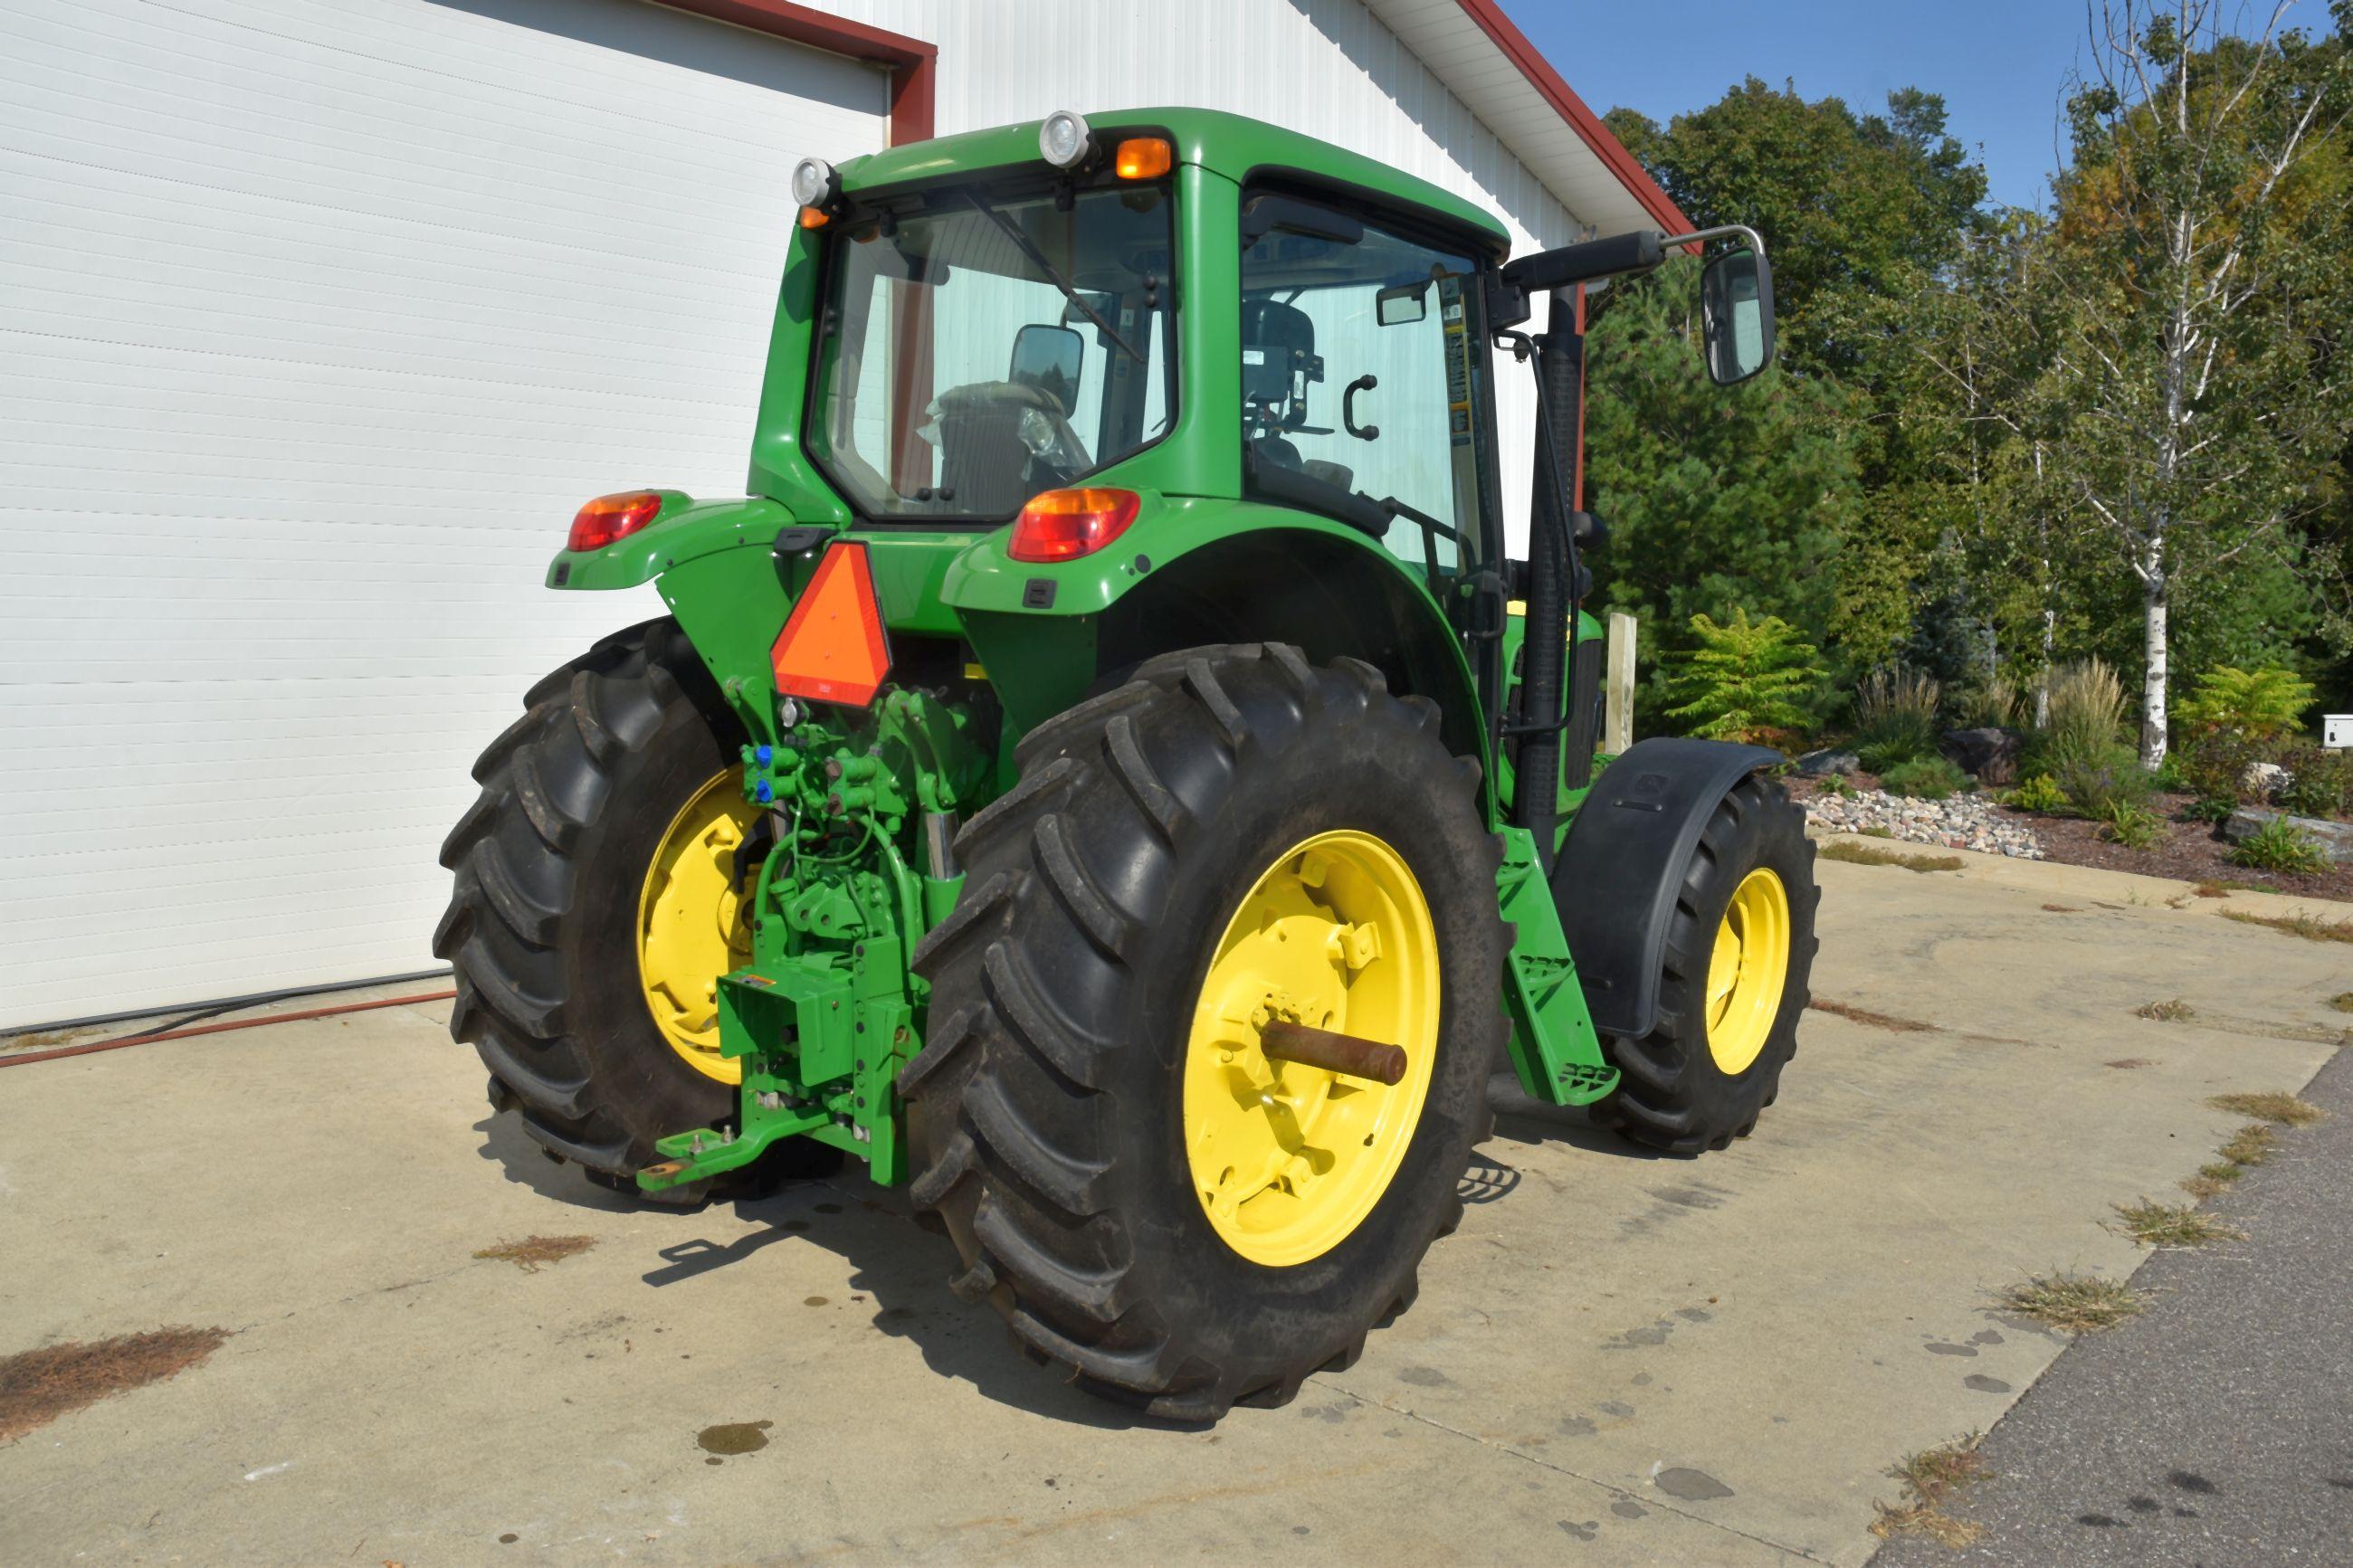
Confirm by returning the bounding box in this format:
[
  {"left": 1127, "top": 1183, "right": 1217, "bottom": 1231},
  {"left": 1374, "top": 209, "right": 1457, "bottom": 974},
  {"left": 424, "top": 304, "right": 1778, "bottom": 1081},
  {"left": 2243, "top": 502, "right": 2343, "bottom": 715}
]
[
  {"left": 1795, "top": 747, "right": 1860, "bottom": 776},
  {"left": 1940, "top": 726, "right": 2024, "bottom": 786},
  {"left": 1804, "top": 786, "right": 2045, "bottom": 860},
  {"left": 2223, "top": 805, "right": 2353, "bottom": 865},
  {"left": 2242, "top": 760, "right": 2290, "bottom": 802}
]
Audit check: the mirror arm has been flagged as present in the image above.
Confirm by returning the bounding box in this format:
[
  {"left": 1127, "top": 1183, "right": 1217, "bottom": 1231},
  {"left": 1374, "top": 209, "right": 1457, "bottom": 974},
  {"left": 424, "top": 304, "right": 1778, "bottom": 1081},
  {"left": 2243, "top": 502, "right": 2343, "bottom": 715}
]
[
  {"left": 1658, "top": 223, "right": 1769, "bottom": 263},
  {"left": 1491, "top": 224, "right": 1772, "bottom": 329}
]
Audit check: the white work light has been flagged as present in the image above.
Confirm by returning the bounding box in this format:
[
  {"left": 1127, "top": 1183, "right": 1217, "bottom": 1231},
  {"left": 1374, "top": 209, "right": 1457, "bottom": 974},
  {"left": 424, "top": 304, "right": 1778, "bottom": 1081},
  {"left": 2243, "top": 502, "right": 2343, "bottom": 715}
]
[
  {"left": 790, "top": 157, "right": 838, "bottom": 209},
  {"left": 1038, "top": 109, "right": 1093, "bottom": 169}
]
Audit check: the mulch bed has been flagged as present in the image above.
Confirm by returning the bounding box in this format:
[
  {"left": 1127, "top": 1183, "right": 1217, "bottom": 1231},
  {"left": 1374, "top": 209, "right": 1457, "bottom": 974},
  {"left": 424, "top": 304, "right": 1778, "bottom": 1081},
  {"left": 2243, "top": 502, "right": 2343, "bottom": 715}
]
[
  {"left": 2017, "top": 790, "right": 2353, "bottom": 902},
  {"left": 1792, "top": 778, "right": 2353, "bottom": 903}
]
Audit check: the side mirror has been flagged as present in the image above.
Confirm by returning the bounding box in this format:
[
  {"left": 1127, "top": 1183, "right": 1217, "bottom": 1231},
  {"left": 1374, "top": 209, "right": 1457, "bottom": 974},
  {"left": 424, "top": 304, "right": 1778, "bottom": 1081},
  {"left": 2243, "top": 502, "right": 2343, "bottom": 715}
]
[
  {"left": 1009, "top": 322, "right": 1085, "bottom": 406},
  {"left": 1700, "top": 247, "right": 1775, "bottom": 385}
]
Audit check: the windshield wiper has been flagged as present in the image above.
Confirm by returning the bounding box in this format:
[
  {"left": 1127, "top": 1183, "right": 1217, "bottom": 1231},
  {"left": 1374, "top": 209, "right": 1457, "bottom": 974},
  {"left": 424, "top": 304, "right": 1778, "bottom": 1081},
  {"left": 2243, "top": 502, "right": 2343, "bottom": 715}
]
[{"left": 965, "top": 190, "right": 1145, "bottom": 364}]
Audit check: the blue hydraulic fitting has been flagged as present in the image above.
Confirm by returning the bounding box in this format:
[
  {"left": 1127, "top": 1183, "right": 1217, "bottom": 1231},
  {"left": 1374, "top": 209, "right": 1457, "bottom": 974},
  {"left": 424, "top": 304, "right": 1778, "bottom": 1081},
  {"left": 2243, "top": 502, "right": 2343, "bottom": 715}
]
[
  {"left": 755, "top": 779, "right": 775, "bottom": 803},
  {"left": 755, "top": 744, "right": 774, "bottom": 765}
]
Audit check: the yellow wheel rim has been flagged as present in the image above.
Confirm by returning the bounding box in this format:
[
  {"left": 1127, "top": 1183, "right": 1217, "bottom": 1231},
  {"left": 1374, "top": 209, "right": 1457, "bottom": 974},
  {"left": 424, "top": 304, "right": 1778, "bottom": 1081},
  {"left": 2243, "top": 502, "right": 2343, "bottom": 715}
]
[
  {"left": 636, "top": 766, "right": 759, "bottom": 1085},
  {"left": 1704, "top": 867, "right": 1791, "bottom": 1076},
  {"left": 1182, "top": 830, "right": 1442, "bottom": 1268}
]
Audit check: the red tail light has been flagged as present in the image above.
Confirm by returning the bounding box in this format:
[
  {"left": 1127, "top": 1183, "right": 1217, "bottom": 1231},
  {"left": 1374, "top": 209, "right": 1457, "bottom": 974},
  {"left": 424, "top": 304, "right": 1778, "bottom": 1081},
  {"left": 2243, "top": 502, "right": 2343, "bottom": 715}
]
[
  {"left": 567, "top": 490, "right": 664, "bottom": 553},
  {"left": 1008, "top": 488, "right": 1140, "bottom": 563}
]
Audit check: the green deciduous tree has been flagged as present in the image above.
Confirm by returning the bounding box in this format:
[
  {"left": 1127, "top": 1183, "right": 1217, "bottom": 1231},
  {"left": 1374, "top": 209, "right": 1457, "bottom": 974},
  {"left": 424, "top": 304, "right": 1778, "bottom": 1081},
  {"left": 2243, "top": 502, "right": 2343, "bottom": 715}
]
[
  {"left": 2043, "top": 0, "right": 2353, "bottom": 763},
  {"left": 1605, "top": 82, "right": 1988, "bottom": 375}
]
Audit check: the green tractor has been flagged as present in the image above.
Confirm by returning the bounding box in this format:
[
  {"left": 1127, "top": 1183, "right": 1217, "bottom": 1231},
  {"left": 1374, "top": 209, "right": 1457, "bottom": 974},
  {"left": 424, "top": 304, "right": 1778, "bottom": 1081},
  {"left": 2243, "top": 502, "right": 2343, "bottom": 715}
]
[{"left": 438, "top": 108, "right": 1815, "bottom": 1420}]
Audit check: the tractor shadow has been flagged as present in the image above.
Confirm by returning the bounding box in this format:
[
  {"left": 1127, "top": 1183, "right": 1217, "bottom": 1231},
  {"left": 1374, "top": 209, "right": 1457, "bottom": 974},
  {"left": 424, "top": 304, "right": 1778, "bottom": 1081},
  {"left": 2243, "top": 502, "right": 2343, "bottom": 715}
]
[
  {"left": 1481, "top": 1073, "right": 1681, "bottom": 1162},
  {"left": 468, "top": 1084, "right": 1666, "bottom": 1429},
  {"left": 470, "top": 1112, "right": 1183, "bottom": 1430},
  {"left": 471, "top": 1112, "right": 663, "bottom": 1212},
  {"left": 662, "top": 1180, "right": 1192, "bottom": 1430}
]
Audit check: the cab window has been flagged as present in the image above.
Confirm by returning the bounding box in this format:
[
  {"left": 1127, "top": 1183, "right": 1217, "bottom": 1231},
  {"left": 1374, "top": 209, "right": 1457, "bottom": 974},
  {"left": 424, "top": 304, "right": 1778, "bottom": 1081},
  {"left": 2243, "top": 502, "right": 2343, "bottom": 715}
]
[{"left": 1238, "top": 191, "right": 1494, "bottom": 587}]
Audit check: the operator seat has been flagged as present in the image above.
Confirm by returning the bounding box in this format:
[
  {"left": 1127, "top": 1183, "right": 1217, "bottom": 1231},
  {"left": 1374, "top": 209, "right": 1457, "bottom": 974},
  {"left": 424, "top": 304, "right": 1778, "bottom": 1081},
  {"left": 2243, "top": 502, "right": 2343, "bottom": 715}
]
[
  {"left": 929, "top": 379, "right": 1089, "bottom": 515},
  {"left": 1241, "top": 299, "right": 1354, "bottom": 493}
]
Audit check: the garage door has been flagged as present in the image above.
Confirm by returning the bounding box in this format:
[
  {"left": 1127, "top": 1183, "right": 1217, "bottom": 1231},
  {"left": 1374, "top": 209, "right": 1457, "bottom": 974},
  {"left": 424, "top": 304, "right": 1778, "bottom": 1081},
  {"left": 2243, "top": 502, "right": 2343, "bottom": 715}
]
[{"left": 0, "top": 0, "right": 888, "bottom": 1028}]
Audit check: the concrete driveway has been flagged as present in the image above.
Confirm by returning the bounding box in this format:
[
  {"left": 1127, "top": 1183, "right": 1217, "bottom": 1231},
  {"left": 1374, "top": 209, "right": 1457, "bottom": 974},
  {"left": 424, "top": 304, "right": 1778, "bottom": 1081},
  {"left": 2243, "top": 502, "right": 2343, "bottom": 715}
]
[{"left": 3, "top": 843, "right": 2346, "bottom": 1565}]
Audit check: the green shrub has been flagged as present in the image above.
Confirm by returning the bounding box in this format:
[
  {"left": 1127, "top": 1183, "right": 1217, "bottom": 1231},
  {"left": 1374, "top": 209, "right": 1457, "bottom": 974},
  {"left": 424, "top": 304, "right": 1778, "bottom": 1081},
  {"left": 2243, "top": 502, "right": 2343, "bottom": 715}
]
[
  {"left": 1854, "top": 665, "right": 1942, "bottom": 771},
  {"left": 2276, "top": 743, "right": 2351, "bottom": 820},
  {"left": 2177, "top": 727, "right": 2260, "bottom": 806},
  {"left": 2186, "top": 794, "right": 2238, "bottom": 824},
  {"left": 2099, "top": 800, "right": 2164, "bottom": 850},
  {"left": 2228, "top": 818, "right": 2332, "bottom": 875},
  {"left": 2036, "top": 658, "right": 2129, "bottom": 770},
  {"left": 1881, "top": 755, "right": 1971, "bottom": 801},
  {"left": 2005, "top": 774, "right": 2071, "bottom": 813},
  {"left": 2051, "top": 745, "right": 2157, "bottom": 820},
  {"left": 1665, "top": 610, "right": 1824, "bottom": 746},
  {"left": 2177, "top": 666, "right": 2314, "bottom": 739}
]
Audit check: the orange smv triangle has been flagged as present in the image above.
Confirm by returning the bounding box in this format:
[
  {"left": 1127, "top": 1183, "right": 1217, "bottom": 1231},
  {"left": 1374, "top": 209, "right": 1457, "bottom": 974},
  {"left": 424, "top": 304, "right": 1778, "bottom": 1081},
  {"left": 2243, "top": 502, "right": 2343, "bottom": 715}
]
[{"left": 771, "top": 541, "right": 891, "bottom": 707}]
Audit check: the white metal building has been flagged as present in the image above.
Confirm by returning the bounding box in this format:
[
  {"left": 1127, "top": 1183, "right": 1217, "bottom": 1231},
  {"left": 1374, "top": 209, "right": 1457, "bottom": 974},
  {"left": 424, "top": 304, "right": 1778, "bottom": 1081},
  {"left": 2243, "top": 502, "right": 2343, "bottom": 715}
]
[{"left": 0, "top": 0, "right": 1685, "bottom": 1028}]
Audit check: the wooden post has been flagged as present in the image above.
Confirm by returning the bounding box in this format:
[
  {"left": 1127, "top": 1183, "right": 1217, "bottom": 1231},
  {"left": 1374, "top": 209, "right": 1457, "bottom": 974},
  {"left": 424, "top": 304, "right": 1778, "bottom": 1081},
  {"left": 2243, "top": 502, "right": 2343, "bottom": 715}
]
[{"left": 1605, "top": 613, "right": 1637, "bottom": 754}]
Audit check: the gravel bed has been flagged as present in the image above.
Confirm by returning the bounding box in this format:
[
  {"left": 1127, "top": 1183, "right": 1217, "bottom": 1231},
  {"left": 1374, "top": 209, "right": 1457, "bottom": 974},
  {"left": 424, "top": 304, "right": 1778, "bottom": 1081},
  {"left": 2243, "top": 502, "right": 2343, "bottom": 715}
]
[{"left": 1804, "top": 787, "right": 2045, "bottom": 860}]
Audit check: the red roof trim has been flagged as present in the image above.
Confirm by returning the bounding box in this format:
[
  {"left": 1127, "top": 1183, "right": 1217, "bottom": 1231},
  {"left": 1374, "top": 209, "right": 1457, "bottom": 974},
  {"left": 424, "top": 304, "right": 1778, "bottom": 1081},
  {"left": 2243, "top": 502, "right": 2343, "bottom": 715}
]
[
  {"left": 1447, "top": 0, "right": 1690, "bottom": 236},
  {"left": 652, "top": 1, "right": 936, "bottom": 145}
]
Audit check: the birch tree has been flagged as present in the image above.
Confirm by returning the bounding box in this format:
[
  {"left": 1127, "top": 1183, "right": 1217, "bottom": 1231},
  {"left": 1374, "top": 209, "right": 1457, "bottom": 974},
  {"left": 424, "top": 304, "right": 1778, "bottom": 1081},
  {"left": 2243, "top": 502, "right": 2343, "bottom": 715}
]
[{"left": 2050, "top": 0, "right": 2352, "bottom": 764}]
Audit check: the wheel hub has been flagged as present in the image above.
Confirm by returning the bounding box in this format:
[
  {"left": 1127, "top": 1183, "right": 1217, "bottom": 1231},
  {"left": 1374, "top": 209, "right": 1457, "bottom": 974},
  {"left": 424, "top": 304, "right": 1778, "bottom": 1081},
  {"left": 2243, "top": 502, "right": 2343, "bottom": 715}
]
[
  {"left": 1183, "top": 831, "right": 1441, "bottom": 1267},
  {"left": 637, "top": 766, "right": 759, "bottom": 1084},
  {"left": 1704, "top": 866, "right": 1791, "bottom": 1075}
]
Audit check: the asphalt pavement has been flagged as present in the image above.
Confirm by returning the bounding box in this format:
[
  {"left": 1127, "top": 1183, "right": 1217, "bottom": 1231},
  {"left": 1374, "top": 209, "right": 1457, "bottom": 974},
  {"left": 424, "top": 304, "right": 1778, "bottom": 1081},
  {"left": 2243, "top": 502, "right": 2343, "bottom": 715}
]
[{"left": 1873, "top": 1045, "right": 2353, "bottom": 1566}]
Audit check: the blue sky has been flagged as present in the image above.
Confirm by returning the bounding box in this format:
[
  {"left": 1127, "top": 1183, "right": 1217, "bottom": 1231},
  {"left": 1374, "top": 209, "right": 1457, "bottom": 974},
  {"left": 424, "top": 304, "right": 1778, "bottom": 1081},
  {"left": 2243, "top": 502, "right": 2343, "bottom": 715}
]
[{"left": 1501, "top": 0, "right": 2110, "bottom": 212}]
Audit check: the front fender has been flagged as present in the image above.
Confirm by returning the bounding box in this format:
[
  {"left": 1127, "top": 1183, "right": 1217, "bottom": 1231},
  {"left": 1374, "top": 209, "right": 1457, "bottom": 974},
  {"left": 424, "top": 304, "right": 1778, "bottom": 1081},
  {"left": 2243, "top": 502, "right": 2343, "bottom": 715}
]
[{"left": 1554, "top": 738, "right": 1783, "bottom": 1039}]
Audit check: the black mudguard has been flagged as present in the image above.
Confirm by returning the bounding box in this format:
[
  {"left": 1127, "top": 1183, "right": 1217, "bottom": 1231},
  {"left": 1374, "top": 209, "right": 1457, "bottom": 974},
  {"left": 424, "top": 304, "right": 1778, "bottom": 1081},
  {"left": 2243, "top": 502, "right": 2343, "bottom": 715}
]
[{"left": 1552, "top": 737, "right": 1784, "bottom": 1039}]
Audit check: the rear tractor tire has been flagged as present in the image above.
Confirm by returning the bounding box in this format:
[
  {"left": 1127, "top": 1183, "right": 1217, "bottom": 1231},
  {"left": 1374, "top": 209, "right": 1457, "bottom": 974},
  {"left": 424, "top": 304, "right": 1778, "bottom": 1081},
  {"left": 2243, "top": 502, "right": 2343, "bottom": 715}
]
[
  {"left": 900, "top": 643, "right": 1509, "bottom": 1420},
  {"left": 1593, "top": 773, "right": 1816, "bottom": 1154},
  {"left": 436, "top": 617, "right": 840, "bottom": 1204}
]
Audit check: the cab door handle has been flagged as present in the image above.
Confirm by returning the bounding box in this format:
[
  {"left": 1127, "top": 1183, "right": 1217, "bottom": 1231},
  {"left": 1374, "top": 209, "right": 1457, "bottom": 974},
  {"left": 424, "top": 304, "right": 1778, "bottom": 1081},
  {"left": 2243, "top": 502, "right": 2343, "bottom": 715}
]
[{"left": 1342, "top": 374, "right": 1379, "bottom": 441}]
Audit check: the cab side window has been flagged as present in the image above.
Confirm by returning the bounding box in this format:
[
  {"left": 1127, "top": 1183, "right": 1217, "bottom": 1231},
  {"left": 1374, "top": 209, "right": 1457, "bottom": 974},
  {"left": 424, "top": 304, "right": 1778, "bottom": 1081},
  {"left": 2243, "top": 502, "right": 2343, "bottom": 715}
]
[{"left": 1239, "top": 191, "right": 1492, "bottom": 586}]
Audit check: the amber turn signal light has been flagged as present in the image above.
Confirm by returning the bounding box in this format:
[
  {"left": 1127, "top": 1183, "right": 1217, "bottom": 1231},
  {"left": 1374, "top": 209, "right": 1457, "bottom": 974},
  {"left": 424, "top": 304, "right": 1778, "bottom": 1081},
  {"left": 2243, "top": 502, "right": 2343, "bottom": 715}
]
[
  {"left": 1114, "top": 136, "right": 1173, "bottom": 180},
  {"left": 1007, "top": 488, "right": 1140, "bottom": 562},
  {"left": 798, "top": 205, "right": 831, "bottom": 229},
  {"left": 567, "top": 490, "right": 664, "bottom": 553}
]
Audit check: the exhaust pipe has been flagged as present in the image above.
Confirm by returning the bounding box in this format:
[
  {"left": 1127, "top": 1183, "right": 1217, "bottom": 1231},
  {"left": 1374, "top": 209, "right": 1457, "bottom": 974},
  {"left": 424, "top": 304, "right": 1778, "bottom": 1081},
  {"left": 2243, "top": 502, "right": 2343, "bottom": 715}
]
[{"left": 1514, "top": 288, "right": 1583, "bottom": 876}]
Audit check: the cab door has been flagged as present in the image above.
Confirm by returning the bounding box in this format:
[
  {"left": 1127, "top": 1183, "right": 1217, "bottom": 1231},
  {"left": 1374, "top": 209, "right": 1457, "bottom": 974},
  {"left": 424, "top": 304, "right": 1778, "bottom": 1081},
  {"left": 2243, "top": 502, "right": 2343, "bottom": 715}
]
[{"left": 1236, "top": 188, "right": 1504, "bottom": 633}]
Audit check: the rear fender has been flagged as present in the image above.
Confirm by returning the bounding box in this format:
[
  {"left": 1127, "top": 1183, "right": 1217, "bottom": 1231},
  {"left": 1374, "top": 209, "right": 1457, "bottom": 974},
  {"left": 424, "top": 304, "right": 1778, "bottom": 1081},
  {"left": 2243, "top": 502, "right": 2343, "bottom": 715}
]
[
  {"left": 939, "top": 498, "right": 1490, "bottom": 808},
  {"left": 1553, "top": 737, "right": 1783, "bottom": 1039},
  {"left": 541, "top": 494, "right": 828, "bottom": 749}
]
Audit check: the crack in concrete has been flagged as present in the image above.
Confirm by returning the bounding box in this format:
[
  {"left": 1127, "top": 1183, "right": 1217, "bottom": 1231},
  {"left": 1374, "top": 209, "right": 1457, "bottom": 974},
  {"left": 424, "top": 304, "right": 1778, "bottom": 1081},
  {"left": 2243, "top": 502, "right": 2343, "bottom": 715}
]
[{"left": 1310, "top": 1373, "right": 1833, "bottom": 1563}]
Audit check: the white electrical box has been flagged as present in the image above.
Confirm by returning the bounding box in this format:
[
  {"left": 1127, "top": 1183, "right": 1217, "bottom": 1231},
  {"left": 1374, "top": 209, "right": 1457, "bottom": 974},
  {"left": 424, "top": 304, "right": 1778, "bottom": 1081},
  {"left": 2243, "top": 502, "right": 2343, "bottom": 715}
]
[{"left": 2327, "top": 714, "right": 2353, "bottom": 749}]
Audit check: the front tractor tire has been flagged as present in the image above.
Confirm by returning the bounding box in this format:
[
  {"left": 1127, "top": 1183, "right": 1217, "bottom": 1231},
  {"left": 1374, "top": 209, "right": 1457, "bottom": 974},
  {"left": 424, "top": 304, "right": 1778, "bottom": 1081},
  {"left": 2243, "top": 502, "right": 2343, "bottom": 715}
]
[
  {"left": 1594, "top": 774, "right": 1817, "bottom": 1154},
  {"left": 435, "top": 618, "right": 834, "bottom": 1203},
  {"left": 900, "top": 644, "right": 1509, "bottom": 1421}
]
